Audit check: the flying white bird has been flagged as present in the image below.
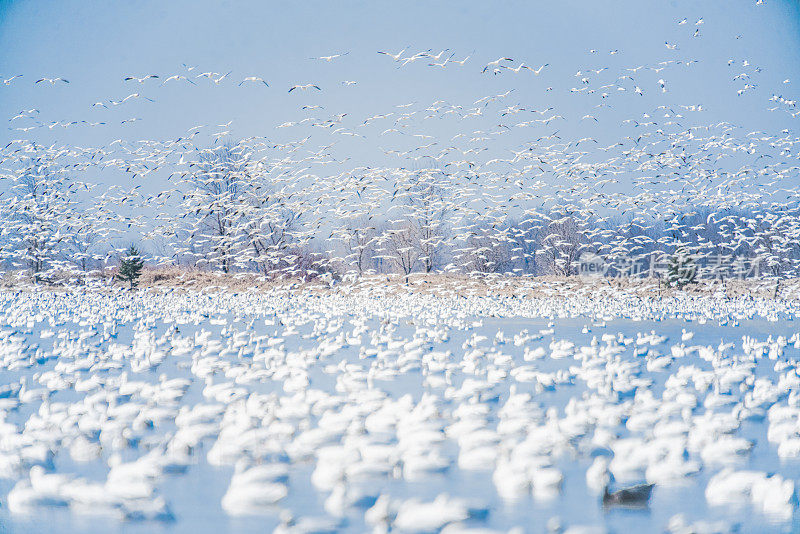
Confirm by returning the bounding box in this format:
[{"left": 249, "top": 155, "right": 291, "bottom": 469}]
[
  {"left": 162, "top": 75, "right": 196, "bottom": 85},
  {"left": 377, "top": 48, "right": 407, "bottom": 61},
  {"left": 310, "top": 53, "right": 349, "bottom": 61},
  {"left": 124, "top": 74, "right": 159, "bottom": 83},
  {"left": 531, "top": 63, "right": 549, "bottom": 75},
  {"left": 483, "top": 57, "right": 513, "bottom": 73},
  {"left": 239, "top": 77, "right": 269, "bottom": 87},
  {"left": 35, "top": 77, "right": 69, "bottom": 84},
  {"left": 288, "top": 84, "right": 322, "bottom": 92}
]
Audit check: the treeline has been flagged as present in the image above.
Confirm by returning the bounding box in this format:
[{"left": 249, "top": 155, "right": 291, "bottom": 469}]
[{"left": 1, "top": 139, "right": 798, "bottom": 283}]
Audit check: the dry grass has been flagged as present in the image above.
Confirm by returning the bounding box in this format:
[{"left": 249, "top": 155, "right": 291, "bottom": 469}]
[
  {"left": 341, "top": 273, "right": 789, "bottom": 299},
  {"left": 137, "top": 266, "right": 315, "bottom": 292}
]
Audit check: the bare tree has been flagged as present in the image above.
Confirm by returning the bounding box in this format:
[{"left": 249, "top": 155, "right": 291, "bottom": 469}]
[
  {"left": 537, "top": 213, "right": 587, "bottom": 276},
  {"left": 178, "top": 142, "right": 252, "bottom": 273},
  {"left": 66, "top": 219, "right": 108, "bottom": 273},
  {"left": 0, "top": 147, "right": 78, "bottom": 277},
  {"left": 333, "top": 217, "right": 379, "bottom": 276},
  {"left": 377, "top": 221, "right": 420, "bottom": 283},
  {"left": 462, "top": 225, "right": 514, "bottom": 274},
  {"left": 507, "top": 216, "right": 544, "bottom": 274},
  {"left": 242, "top": 187, "right": 302, "bottom": 276},
  {"left": 408, "top": 171, "right": 450, "bottom": 273},
  {"left": 388, "top": 162, "right": 452, "bottom": 274}
]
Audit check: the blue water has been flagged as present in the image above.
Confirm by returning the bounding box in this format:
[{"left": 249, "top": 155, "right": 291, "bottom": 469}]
[{"left": 0, "top": 291, "right": 798, "bottom": 533}]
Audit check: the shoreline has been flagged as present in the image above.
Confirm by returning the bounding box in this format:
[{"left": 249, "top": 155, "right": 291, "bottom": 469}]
[{"left": 0, "top": 268, "right": 796, "bottom": 301}]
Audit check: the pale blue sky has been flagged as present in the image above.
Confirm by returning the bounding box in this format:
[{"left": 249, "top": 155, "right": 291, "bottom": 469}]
[{"left": 1, "top": 0, "right": 799, "bottom": 174}]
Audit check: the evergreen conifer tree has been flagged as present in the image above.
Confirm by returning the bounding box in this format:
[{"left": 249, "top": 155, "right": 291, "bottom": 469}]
[
  {"left": 666, "top": 247, "right": 697, "bottom": 289},
  {"left": 118, "top": 244, "right": 144, "bottom": 289}
]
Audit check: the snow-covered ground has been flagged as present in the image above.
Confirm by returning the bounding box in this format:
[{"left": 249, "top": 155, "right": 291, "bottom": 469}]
[{"left": 0, "top": 288, "right": 799, "bottom": 533}]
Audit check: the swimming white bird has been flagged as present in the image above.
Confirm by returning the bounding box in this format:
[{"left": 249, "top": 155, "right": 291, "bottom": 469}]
[
  {"left": 274, "top": 511, "right": 343, "bottom": 534},
  {"left": 586, "top": 456, "right": 612, "bottom": 494},
  {"left": 706, "top": 468, "right": 794, "bottom": 518},
  {"left": 221, "top": 463, "right": 289, "bottom": 515},
  {"left": 7, "top": 466, "right": 73, "bottom": 513},
  {"left": 393, "top": 494, "right": 472, "bottom": 531},
  {"left": 324, "top": 482, "right": 378, "bottom": 516}
]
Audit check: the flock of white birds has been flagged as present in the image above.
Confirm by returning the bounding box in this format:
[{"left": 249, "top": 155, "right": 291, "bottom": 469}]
[
  {"left": 0, "top": 287, "right": 797, "bottom": 532},
  {"left": 0, "top": 5, "right": 798, "bottom": 280},
  {"left": 2, "top": 2, "right": 800, "bottom": 533}
]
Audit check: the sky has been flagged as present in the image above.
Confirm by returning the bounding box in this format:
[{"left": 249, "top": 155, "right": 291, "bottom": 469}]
[
  {"left": 0, "top": 0, "right": 799, "bottom": 204},
  {"left": 1, "top": 1, "right": 799, "bottom": 137}
]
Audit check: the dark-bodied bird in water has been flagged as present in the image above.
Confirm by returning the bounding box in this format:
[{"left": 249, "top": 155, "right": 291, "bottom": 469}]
[{"left": 602, "top": 483, "right": 654, "bottom": 507}]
